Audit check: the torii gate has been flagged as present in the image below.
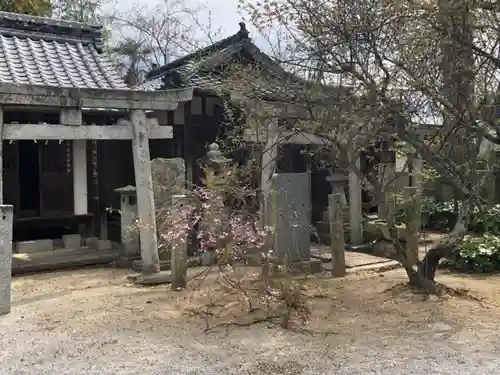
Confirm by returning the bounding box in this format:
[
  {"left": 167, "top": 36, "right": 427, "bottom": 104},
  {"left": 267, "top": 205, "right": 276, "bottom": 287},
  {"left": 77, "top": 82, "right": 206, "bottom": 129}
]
[{"left": 0, "top": 82, "right": 193, "bottom": 275}]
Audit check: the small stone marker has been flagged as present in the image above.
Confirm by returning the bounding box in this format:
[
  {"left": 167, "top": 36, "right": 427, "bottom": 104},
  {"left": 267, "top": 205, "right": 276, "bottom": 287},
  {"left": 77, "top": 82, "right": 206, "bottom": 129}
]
[
  {"left": 0, "top": 205, "right": 13, "bottom": 315},
  {"left": 329, "top": 194, "right": 346, "bottom": 277},
  {"left": 170, "top": 194, "right": 188, "bottom": 290},
  {"left": 114, "top": 185, "right": 140, "bottom": 258}
]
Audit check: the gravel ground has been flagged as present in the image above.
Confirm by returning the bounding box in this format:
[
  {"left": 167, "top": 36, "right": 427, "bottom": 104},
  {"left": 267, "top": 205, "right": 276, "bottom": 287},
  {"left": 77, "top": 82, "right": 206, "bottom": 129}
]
[{"left": 1, "top": 267, "right": 499, "bottom": 375}]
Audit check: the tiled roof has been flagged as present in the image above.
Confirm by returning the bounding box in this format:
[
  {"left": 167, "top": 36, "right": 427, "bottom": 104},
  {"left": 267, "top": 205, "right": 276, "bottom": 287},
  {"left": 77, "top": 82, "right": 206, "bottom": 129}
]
[
  {"left": 0, "top": 11, "right": 126, "bottom": 89},
  {"left": 138, "top": 23, "right": 343, "bottom": 103}
]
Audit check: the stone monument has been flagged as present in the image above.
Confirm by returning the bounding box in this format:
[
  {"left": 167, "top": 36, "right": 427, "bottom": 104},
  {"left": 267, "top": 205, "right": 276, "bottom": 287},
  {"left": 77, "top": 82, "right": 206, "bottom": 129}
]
[
  {"left": 271, "top": 173, "right": 321, "bottom": 273},
  {"left": 0, "top": 205, "right": 13, "bottom": 315}
]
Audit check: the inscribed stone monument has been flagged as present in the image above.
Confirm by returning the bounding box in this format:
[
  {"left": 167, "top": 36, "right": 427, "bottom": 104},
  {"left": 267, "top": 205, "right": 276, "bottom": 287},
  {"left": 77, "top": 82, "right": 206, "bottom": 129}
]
[{"left": 271, "top": 173, "right": 311, "bottom": 263}]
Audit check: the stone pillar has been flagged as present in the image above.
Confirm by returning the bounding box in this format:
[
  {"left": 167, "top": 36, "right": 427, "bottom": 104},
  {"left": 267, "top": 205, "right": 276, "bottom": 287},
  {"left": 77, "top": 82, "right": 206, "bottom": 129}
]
[
  {"left": 348, "top": 154, "right": 363, "bottom": 245},
  {"left": 329, "top": 194, "right": 346, "bottom": 277},
  {"left": 171, "top": 195, "right": 188, "bottom": 290},
  {"left": 404, "top": 187, "right": 419, "bottom": 265},
  {"left": 378, "top": 162, "right": 396, "bottom": 221},
  {"left": 114, "top": 185, "right": 140, "bottom": 258},
  {"left": 0, "top": 106, "right": 4, "bottom": 204},
  {"left": 260, "top": 118, "right": 279, "bottom": 228},
  {"left": 324, "top": 173, "right": 349, "bottom": 224},
  {"left": 130, "top": 110, "right": 159, "bottom": 274},
  {"left": 73, "top": 140, "right": 88, "bottom": 215},
  {"left": 487, "top": 150, "right": 496, "bottom": 207},
  {"left": 0, "top": 205, "right": 13, "bottom": 315}
]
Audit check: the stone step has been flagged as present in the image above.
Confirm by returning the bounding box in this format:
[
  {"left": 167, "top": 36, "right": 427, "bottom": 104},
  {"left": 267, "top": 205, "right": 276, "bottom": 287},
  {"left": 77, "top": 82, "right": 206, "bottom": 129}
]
[{"left": 12, "top": 248, "right": 119, "bottom": 275}]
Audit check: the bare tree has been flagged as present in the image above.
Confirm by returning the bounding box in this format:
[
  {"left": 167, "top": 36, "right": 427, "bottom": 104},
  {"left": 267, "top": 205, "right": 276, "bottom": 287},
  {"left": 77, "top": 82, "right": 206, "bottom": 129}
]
[
  {"left": 230, "top": 0, "right": 500, "bottom": 290},
  {"left": 111, "top": 0, "right": 223, "bottom": 69}
]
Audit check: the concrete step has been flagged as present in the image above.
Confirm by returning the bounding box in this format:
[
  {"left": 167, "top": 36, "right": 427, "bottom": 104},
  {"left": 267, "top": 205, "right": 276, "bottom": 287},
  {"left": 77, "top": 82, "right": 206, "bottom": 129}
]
[{"left": 12, "top": 248, "right": 119, "bottom": 275}]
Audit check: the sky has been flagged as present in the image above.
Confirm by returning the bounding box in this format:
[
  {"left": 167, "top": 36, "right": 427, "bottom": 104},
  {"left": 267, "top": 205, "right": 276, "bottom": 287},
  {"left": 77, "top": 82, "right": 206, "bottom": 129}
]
[{"left": 106, "top": 0, "right": 268, "bottom": 50}]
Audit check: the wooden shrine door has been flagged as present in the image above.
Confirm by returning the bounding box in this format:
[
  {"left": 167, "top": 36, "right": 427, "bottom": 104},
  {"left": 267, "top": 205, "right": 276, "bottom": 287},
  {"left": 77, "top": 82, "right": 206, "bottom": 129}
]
[{"left": 39, "top": 141, "right": 74, "bottom": 217}]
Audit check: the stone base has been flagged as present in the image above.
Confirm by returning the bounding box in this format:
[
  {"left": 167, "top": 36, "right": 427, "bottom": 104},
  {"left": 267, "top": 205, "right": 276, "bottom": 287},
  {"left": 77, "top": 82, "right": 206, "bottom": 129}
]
[
  {"left": 132, "top": 271, "right": 172, "bottom": 285},
  {"left": 12, "top": 248, "right": 119, "bottom": 275},
  {"left": 17, "top": 239, "right": 54, "bottom": 254},
  {"left": 62, "top": 234, "right": 82, "bottom": 249},
  {"left": 131, "top": 256, "right": 203, "bottom": 273},
  {"left": 132, "top": 259, "right": 171, "bottom": 272}
]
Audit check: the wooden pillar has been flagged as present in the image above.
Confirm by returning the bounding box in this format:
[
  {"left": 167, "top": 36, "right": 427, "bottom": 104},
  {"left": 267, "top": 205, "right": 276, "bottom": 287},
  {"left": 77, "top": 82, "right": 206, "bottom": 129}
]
[
  {"left": 260, "top": 118, "right": 279, "bottom": 227},
  {"left": 348, "top": 152, "right": 363, "bottom": 245},
  {"left": 183, "top": 101, "right": 193, "bottom": 189},
  {"left": 73, "top": 140, "right": 88, "bottom": 215},
  {"left": 130, "top": 110, "right": 160, "bottom": 274}
]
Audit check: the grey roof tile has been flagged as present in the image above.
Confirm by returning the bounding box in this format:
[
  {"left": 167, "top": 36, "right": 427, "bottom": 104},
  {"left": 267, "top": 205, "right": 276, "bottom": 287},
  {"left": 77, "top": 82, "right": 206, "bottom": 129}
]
[{"left": 0, "top": 11, "right": 127, "bottom": 89}]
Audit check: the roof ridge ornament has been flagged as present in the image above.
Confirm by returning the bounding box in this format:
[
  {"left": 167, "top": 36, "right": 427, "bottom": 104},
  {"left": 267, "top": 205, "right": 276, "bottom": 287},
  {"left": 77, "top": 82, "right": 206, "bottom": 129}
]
[{"left": 237, "top": 22, "right": 249, "bottom": 40}]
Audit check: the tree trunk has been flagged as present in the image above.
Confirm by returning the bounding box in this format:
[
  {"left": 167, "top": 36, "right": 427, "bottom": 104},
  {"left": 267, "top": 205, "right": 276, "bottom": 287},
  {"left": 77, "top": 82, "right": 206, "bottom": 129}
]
[
  {"left": 388, "top": 203, "right": 469, "bottom": 291},
  {"left": 417, "top": 203, "right": 469, "bottom": 287}
]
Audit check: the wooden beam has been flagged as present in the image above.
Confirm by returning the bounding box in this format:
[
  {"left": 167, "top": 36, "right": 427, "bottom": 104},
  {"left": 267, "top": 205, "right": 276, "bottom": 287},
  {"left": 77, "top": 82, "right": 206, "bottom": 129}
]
[
  {"left": 0, "top": 83, "right": 193, "bottom": 111},
  {"left": 3, "top": 122, "right": 173, "bottom": 140}
]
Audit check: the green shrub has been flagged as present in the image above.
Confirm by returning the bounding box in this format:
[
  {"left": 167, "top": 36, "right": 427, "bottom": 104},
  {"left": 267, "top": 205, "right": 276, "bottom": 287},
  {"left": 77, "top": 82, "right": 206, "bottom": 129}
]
[
  {"left": 420, "top": 198, "right": 457, "bottom": 231},
  {"left": 471, "top": 204, "right": 500, "bottom": 234},
  {"left": 445, "top": 233, "right": 500, "bottom": 272}
]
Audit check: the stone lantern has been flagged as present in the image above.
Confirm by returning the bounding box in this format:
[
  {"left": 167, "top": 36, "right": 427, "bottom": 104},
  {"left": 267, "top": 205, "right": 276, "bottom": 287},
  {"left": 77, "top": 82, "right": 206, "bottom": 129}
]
[
  {"left": 205, "top": 142, "right": 232, "bottom": 171},
  {"left": 323, "top": 172, "right": 349, "bottom": 222},
  {"left": 114, "top": 185, "right": 140, "bottom": 258},
  {"left": 200, "top": 143, "right": 233, "bottom": 265}
]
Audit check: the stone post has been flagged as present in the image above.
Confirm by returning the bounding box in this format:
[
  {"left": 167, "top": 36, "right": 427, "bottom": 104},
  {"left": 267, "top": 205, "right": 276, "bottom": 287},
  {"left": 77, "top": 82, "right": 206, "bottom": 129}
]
[
  {"left": 114, "top": 185, "right": 140, "bottom": 258},
  {"left": 171, "top": 195, "right": 188, "bottom": 290},
  {"left": 487, "top": 150, "right": 496, "bottom": 207},
  {"left": 0, "top": 205, "right": 13, "bottom": 315},
  {"left": 348, "top": 153, "right": 363, "bottom": 245},
  {"left": 260, "top": 118, "right": 279, "bottom": 228},
  {"left": 404, "top": 187, "right": 419, "bottom": 265},
  {"left": 329, "top": 194, "right": 346, "bottom": 277},
  {"left": 0, "top": 106, "right": 4, "bottom": 204},
  {"left": 130, "top": 110, "right": 160, "bottom": 274},
  {"left": 378, "top": 162, "right": 396, "bottom": 221}
]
